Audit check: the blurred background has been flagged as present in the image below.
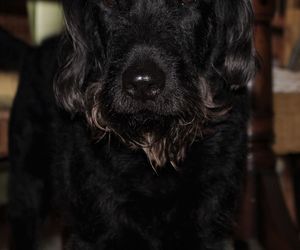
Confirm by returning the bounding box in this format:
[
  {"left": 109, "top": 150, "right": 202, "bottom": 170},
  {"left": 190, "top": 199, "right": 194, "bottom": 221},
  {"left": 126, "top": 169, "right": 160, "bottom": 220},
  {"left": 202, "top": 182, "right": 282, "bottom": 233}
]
[{"left": 0, "top": 0, "right": 300, "bottom": 250}]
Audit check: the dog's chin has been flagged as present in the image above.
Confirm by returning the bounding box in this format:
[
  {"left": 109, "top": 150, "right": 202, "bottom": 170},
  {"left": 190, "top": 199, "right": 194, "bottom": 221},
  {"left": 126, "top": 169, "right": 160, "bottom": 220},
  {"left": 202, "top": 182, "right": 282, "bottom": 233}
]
[
  {"left": 108, "top": 111, "right": 173, "bottom": 136},
  {"left": 104, "top": 111, "right": 201, "bottom": 170},
  {"left": 88, "top": 105, "right": 204, "bottom": 169}
]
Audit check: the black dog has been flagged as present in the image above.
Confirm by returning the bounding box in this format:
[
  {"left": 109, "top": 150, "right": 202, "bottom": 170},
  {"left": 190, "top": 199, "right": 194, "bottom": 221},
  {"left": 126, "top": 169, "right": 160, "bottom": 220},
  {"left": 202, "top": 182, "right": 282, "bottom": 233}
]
[{"left": 8, "top": 0, "right": 256, "bottom": 249}]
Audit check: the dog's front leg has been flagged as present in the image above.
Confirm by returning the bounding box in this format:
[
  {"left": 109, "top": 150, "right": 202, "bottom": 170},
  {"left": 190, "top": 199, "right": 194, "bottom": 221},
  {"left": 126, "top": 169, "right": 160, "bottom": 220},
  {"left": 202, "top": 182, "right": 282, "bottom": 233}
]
[
  {"left": 65, "top": 234, "right": 95, "bottom": 250},
  {"left": 194, "top": 173, "right": 241, "bottom": 250},
  {"left": 192, "top": 125, "right": 246, "bottom": 250}
]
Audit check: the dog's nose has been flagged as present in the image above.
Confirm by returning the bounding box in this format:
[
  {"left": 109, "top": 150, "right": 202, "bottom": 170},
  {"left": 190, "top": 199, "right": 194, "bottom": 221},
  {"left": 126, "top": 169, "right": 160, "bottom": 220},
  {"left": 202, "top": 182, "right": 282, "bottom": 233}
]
[{"left": 122, "top": 61, "right": 165, "bottom": 100}]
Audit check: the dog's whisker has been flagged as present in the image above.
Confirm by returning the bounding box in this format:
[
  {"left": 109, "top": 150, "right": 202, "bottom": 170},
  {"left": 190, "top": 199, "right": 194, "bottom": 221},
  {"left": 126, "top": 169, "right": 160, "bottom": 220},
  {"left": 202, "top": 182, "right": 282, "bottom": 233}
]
[
  {"left": 170, "top": 160, "right": 179, "bottom": 171},
  {"left": 149, "top": 159, "right": 159, "bottom": 176},
  {"left": 178, "top": 116, "right": 196, "bottom": 126}
]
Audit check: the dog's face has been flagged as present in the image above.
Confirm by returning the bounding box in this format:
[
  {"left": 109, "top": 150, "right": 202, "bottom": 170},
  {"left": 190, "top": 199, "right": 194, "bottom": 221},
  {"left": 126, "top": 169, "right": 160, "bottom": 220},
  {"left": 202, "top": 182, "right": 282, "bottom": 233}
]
[{"left": 56, "top": 0, "right": 255, "bottom": 168}]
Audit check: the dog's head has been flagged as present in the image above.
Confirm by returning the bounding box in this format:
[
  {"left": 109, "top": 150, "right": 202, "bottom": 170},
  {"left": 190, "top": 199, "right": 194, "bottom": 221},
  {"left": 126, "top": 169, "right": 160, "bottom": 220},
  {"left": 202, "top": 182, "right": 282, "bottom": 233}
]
[{"left": 55, "top": 0, "right": 255, "bottom": 169}]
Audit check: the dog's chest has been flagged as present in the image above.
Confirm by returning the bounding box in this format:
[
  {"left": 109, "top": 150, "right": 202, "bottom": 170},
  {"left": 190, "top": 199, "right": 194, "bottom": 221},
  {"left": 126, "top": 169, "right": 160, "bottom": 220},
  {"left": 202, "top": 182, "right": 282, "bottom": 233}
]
[{"left": 68, "top": 137, "right": 196, "bottom": 229}]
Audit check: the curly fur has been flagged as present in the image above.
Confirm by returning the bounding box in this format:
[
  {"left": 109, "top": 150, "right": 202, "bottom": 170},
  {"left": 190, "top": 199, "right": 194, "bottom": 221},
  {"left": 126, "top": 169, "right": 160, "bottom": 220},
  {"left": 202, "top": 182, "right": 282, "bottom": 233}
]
[
  {"left": 9, "top": 0, "right": 256, "bottom": 249},
  {"left": 55, "top": 0, "right": 255, "bottom": 169}
]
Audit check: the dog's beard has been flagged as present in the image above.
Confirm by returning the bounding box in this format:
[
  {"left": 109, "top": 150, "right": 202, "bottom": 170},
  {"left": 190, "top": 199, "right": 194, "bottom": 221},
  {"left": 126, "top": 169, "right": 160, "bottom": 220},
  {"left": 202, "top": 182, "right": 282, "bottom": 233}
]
[
  {"left": 138, "top": 119, "right": 202, "bottom": 171},
  {"left": 85, "top": 78, "right": 228, "bottom": 171},
  {"left": 88, "top": 112, "right": 204, "bottom": 171}
]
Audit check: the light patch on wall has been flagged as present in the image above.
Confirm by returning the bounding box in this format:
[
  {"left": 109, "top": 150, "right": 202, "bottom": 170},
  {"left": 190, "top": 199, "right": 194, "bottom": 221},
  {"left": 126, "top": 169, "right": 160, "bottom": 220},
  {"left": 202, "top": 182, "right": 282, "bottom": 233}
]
[{"left": 27, "top": 1, "right": 64, "bottom": 45}]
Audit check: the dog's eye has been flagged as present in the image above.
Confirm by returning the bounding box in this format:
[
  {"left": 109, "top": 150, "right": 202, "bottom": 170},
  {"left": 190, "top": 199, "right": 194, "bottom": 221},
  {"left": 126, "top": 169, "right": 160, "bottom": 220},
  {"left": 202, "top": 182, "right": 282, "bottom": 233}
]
[
  {"left": 179, "top": 0, "right": 195, "bottom": 6},
  {"left": 103, "top": 0, "right": 115, "bottom": 8}
]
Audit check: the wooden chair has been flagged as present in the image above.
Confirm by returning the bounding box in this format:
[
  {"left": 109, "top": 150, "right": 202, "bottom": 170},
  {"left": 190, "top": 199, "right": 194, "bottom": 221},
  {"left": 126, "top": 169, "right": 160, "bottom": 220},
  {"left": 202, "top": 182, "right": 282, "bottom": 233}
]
[{"left": 237, "top": 1, "right": 300, "bottom": 249}]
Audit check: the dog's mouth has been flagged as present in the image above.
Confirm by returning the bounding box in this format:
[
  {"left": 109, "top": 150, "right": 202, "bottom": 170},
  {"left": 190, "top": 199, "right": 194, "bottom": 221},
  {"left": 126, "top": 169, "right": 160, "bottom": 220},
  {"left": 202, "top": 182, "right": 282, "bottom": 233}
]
[
  {"left": 87, "top": 106, "right": 206, "bottom": 170},
  {"left": 114, "top": 101, "right": 168, "bottom": 115},
  {"left": 106, "top": 112, "right": 177, "bottom": 140}
]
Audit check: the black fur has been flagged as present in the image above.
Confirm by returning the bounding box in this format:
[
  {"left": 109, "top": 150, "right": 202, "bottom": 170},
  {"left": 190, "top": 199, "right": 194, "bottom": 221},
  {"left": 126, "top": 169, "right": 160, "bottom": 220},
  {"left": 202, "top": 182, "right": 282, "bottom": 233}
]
[{"left": 8, "top": 0, "right": 256, "bottom": 249}]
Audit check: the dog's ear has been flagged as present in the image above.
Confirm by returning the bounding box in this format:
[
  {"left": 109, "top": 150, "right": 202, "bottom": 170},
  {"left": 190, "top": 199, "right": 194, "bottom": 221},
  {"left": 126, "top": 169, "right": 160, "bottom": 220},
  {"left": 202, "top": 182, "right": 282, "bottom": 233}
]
[
  {"left": 55, "top": 0, "right": 104, "bottom": 113},
  {"left": 213, "top": 0, "right": 256, "bottom": 89}
]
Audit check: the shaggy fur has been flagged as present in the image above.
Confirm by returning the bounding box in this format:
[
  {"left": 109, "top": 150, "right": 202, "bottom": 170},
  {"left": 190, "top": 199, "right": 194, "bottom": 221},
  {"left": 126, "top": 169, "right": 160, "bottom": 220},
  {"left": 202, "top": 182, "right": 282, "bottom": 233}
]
[{"left": 9, "top": 0, "right": 256, "bottom": 249}]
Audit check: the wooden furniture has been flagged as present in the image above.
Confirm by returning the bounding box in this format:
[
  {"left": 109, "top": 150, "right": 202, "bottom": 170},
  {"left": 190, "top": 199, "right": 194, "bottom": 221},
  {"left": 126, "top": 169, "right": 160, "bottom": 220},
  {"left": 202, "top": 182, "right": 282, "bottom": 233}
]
[
  {"left": 0, "top": 72, "right": 18, "bottom": 158},
  {"left": 0, "top": 0, "right": 30, "bottom": 43},
  {"left": 0, "top": 1, "right": 26, "bottom": 16},
  {"left": 283, "top": 0, "right": 300, "bottom": 67},
  {"left": 273, "top": 69, "right": 300, "bottom": 226},
  {"left": 0, "top": 1, "right": 28, "bottom": 159},
  {"left": 237, "top": 1, "right": 300, "bottom": 249},
  {"left": 0, "top": 110, "right": 9, "bottom": 158},
  {"left": 273, "top": 69, "right": 300, "bottom": 154},
  {"left": 271, "top": 0, "right": 300, "bottom": 67}
]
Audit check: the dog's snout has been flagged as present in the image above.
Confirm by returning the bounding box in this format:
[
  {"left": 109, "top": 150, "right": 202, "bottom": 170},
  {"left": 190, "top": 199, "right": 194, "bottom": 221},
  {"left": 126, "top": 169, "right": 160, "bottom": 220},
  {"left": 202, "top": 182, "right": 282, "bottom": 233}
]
[{"left": 122, "top": 61, "right": 165, "bottom": 100}]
